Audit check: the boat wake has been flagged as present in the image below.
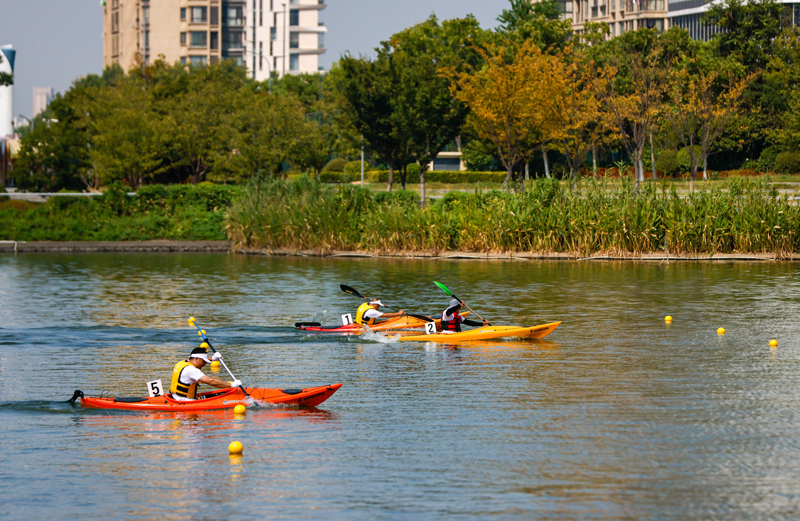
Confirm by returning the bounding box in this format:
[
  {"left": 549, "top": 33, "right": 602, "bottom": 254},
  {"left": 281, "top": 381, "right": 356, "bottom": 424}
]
[{"left": 358, "top": 328, "right": 401, "bottom": 344}]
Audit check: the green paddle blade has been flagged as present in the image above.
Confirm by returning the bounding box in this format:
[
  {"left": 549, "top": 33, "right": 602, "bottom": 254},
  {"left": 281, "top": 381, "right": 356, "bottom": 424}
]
[{"left": 433, "top": 281, "right": 454, "bottom": 297}]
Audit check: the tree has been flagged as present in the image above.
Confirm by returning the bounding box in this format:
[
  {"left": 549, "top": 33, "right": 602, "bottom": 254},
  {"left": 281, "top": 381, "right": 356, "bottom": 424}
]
[
  {"left": 0, "top": 52, "right": 12, "bottom": 87},
  {"left": 386, "top": 15, "right": 486, "bottom": 203},
  {"left": 450, "top": 40, "right": 556, "bottom": 189},
  {"left": 547, "top": 48, "right": 610, "bottom": 188},
  {"left": 663, "top": 61, "right": 756, "bottom": 191},
  {"left": 593, "top": 29, "right": 670, "bottom": 191},
  {"left": 338, "top": 54, "right": 407, "bottom": 191},
  {"left": 496, "top": 0, "right": 571, "bottom": 52}
]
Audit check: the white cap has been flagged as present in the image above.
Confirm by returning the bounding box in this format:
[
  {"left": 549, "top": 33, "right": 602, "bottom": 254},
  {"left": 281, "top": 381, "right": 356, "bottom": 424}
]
[
  {"left": 370, "top": 300, "right": 383, "bottom": 307},
  {"left": 190, "top": 351, "right": 211, "bottom": 363}
]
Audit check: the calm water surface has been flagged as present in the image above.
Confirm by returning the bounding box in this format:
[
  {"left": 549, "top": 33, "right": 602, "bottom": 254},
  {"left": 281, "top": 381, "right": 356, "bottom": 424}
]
[{"left": 1, "top": 253, "right": 800, "bottom": 520}]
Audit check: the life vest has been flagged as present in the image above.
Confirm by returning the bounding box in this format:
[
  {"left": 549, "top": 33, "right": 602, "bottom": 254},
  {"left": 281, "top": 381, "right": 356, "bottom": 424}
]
[
  {"left": 441, "top": 310, "right": 463, "bottom": 332},
  {"left": 355, "top": 302, "right": 376, "bottom": 325},
  {"left": 170, "top": 360, "right": 199, "bottom": 399}
]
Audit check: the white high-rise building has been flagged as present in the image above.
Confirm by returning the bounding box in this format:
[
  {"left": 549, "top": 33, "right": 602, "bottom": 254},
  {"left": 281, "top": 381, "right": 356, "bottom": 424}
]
[
  {"left": 33, "top": 87, "right": 55, "bottom": 117},
  {"left": 103, "top": 0, "right": 326, "bottom": 78},
  {"left": 0, "top": 45, "right": 15, "bottom": 137},
  {"left": 245, "top": 0, "right": 327, "bottom": 80}
]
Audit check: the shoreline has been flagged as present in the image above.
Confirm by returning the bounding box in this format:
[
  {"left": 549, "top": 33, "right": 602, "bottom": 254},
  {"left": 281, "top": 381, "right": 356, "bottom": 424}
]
[{"left": 0, "top": 241, "right": 791, "bottom": 260}]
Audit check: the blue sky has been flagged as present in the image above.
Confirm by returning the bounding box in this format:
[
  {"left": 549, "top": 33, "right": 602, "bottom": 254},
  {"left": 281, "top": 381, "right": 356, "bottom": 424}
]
[{"left": 0, "top": 0, "right": 507, "bottom": 119}]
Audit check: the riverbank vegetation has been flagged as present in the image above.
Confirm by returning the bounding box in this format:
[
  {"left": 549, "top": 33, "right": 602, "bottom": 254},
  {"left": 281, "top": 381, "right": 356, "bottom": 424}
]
[
  {"left": 226, "top": 177, "right": 800, "bottom": 256},
  {"left": 0, "top": 184, "right": 238, "bottom": 241},
  {"left": 10, "top": 0, "right": 800, "bottom": 200}
]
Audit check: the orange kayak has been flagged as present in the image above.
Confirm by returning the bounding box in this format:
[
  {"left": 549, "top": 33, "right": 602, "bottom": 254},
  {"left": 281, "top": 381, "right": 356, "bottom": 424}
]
[
  {"left": 398, "top": 322, "right": 561, "bottom": 343},
  {"left": 72, "top": 384, "right": 342, "bottom": 411}
]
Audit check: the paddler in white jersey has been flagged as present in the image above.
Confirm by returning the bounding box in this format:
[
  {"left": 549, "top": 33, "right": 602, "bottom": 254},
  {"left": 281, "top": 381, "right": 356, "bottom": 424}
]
[
  {"left": 170, "top": 346, "right": 241, "bottom": 401},
  {"left": 355, "top": 298, "right": 406, "bottom": 326},
  {"left": 440, "top": 298, "right": 489, "bottom": 333}
]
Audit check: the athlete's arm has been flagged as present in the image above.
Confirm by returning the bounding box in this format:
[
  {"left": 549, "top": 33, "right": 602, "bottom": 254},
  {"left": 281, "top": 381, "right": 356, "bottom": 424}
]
[{"left": 198, "top": 375, "right": 235, "bottom": 389}]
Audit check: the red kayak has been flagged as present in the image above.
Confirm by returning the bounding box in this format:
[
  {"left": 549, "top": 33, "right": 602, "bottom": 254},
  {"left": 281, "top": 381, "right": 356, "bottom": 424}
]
[{"left": 70, "top": 384, "right": 342, "bottom": 411}]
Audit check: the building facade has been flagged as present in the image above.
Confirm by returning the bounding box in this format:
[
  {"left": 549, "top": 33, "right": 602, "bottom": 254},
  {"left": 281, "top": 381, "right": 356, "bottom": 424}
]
[
  {"left": 102, "top": 0, "right": 325, "bottom": 76},
  {"left": 33, "top": 87, "right": 55, "bottom": 117},
  {"left": 548, "top": 0, "right": 800, "bottom": 40}
]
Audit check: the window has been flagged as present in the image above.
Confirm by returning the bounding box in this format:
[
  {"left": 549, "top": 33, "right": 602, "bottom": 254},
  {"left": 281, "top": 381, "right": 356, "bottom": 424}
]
[
  {"left": 210, "top": 31, "right": 219, "bottom": 50},
  {"left": 270, "top": 26, "right": 276, "bottom": 40},
  {"left": 223, "top": 31, "right": 244, "bottom": 50},
  {"left": 259, "top": 0, "right": 263, "bottom": 26},
  {"left": 233, "top": 56, "right": 244, "bottom": 66},
  {"left": 180, "top": 7, "right": 186, "bottom": 20},
  {"left": 190, "top": 55, "right": 207, "bottom": 66},
  {"left": 259, "top": 41, "right": 264, "bottom": 70},
  {"left": 211, "top": 6, "right": 219, "bottom": 25},
  {"left": 290, "top": 53, "right": 299, "bottom": 71},
  {"left": 223, "top": 6, "right": 244, "bottom": 26},
  {"left": 318, "top": 32, "right": 324, "bottom": 49},
  {"left": 112, "top": 0, "right": 118, "bottom": 8},
  {"left": 190, "top": 31, "right": 207, "bottom": 48},
  {"left": 274, "top": 56, "right": 277, "bottom": 71},
  {"left": 290, "top": 0, "right": 299, "bottom": 4},
  {"left": 289, "top": 32, "right": 299, "bottom": 49},
  {"left": 211, "top": 55, "right": 219, "bottom": 64},
  {"left": 289, "top": 9, "right": 299, "bottom": 26},
  {"left": 270, "top": 0, "right": 273, "bottom": 10},
  {"left": 144, "top": 30, "right": 150, "bottom": 49},
  {"left": 180, "top": 56, "right": 187, "bottom": 64},
  {"left": 143, "top": 6, "right": 149, "bottom": 24},
  {"left": 180, "top": 32, "right": 187, "bottom": 45},
  {"left": 270, "top": 41, "right": 273, "bottom": 54},
  {"left": 191, "top": 6, "right": 207, "bottom": 23}
]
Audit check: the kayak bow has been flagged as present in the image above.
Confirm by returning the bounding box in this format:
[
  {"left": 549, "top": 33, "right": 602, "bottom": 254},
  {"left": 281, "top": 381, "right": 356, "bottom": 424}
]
[{"left": 72, "top": 384, "right": 343, "bottom": 411}]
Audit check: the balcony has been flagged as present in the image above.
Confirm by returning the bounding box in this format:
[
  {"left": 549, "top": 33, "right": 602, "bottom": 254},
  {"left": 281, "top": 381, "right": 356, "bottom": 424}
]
[{"left": 624, "top": 0, "right": 665, "bottom": 12}]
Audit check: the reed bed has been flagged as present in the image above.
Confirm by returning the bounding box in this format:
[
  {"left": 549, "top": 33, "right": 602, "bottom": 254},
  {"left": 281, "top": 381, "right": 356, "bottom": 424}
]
[{"left": 225, "top": 176, "right": 800, "bottom": 255}]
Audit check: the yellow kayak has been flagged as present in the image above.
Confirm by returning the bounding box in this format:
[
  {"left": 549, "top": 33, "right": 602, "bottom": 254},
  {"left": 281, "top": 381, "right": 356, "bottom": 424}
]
[{"left": 398, "top": 322, "right": 561, "bottom": 343}]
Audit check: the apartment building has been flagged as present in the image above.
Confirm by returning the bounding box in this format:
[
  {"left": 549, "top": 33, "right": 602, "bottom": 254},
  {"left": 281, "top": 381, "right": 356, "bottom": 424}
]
[
  {"left": 549, "top": 0, "right": 800, "bottom": 41},
  {"left": 102, "top": 0, "right": 325, "bottom": 76}
]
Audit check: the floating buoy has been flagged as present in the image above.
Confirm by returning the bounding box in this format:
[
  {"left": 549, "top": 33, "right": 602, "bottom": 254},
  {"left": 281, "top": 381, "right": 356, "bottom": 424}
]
[
  {"left": 717, "top": 327, "right": 726, "bottom": 335},
  {"left": 210, "top": 361, "right": 220, "bottom": 370},
  {"left": 770, "top": 339, "right": 778, "bottom": 348},
  {"left": 233, "top": 404, "right": 246, "bottom": 415},
  {"left": 198, "top": 330, "right": 206, "bottom": 337},
  {"left": 188, "top": 317, "right": 195, "bottom": 325},
  {"left": 228, "top": 441, "right": 243, "bottom": 455},
  {"left": 200, "top": 342, "right": 209, "bottom": 349},
  {"left": 665, "top": 316, "right": 673, "bottom": 323}
]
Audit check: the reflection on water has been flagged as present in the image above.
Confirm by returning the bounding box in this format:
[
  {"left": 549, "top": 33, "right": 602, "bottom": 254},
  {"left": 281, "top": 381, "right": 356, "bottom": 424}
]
[{"left": 2, "top": 254, "right": 800, "bottom": 519}]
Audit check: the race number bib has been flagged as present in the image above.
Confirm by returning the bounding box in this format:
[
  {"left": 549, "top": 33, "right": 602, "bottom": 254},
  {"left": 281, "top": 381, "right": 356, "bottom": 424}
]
[
  {"left": 425, "top": 322, "right": 436, "bottom": 335},
  {"left": 342, "top": 313, "right": 353, "bottom": 325},
  {"left": 147, "top": 379, "right": 164, "bottom": 397}
]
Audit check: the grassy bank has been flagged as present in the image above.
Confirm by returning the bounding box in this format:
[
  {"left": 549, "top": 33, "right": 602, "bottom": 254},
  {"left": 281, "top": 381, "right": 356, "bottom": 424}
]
[
  {"left": 0, "top": 184, "right": 240, "bottom": 241},
  {"left": 226, "top": 176, "right": 800, "bottom": 255}
]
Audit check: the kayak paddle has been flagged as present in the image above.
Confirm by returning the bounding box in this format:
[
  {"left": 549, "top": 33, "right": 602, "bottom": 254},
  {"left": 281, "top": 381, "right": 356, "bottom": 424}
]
[
  {"left": 188, "top": 317, "right": 251, "bottom": 399},
  {"left": 339, "top": 284, "right": 434, "bottom": 322},
  {"left": 433, "top": 281, "right": 491, "bottom": 325}
]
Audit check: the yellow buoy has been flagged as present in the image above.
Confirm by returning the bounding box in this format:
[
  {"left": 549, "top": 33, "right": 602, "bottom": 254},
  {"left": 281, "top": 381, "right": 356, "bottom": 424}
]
[
  {"left": 233, "top": 404, "right": 246, "bottom": 415},
  {"left": 198, "top": 330, "right": 206, "bottom": 337},
  {"left": 228, "top": 441, "right": 243, "bottom": 455},
  {"left": 188, "top": 317, "right": 196, "bottom": 326},
  {"left": 664, "top": 316, "right": 673, "bottom": 323},
  {"left": 770, "top": 339, "right": 778, "bottom": 348},
  {"left": 200, "top": 342, "right": 209, "bottom": 349},
  {"left": 717, "top": 327, "right": 726, "bottom": 335},
  {"left": 210, "top": 360, "right": 220, "bottom": 370}
]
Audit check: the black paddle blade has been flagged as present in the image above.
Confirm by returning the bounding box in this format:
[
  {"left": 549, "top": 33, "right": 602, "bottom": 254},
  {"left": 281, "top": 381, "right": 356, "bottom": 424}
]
[
  {"left": 407, "top": 313, "right": 434, "bottom": 322},
  {"left": 340, "top": 284, "right": 364, "bottom": 299},
  {"left": 295, "top": 322, "right": 321, "bottom": 328}
]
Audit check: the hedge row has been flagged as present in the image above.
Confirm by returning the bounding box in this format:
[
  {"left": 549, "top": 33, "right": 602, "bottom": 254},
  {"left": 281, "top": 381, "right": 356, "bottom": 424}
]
[{"left": 318, "top": 170, "right": 509, "bottom": 184}]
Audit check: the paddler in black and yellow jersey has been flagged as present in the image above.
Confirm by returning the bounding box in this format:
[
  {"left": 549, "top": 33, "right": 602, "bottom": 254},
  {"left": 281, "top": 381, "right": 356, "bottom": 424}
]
[
  {"left": 355, "top": 298, "right": 406, "bottom": 326},
  {"left": 440, "top": 298, "right": 489, "bottom": 333},
  {"left": 170, "top": 346, "right": 241, "bottom": 401}
]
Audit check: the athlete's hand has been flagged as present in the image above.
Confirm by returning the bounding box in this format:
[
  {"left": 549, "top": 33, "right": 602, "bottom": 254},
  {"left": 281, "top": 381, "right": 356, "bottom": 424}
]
[
  {"left": 212, "top": 352, "right": 223, "bottom": 361},
  {"left": 230, "top": 380, "right": 242, "bottom": 388}
]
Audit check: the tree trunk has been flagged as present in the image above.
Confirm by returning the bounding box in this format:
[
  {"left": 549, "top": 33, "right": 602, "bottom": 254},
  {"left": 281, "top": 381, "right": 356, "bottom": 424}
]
[
  {"left": 690, "top": 167, "right": 696, "bottom": 193},
  {"left": 525, "top": 162, "right": 530, "bottom": 181},
  {"left": 592, "top": 142, "right": 598, "bottom": 180},
  {"left": 505, "top": 165, "right": 514, "bottom": 186},
  {"left": 650, "top": 132, "right": 657, "bottom": 180},
  {"left": 387, "top": 162, "right": 394, "bottom": 192},
  {"left": 703, "top": 157, "right": 708, "bottom": 180},
  {"left": 401, "top": 165, "right": 407, "bottom": 190},
  {"left": 572, "top": 167, "right": 578, "bottom": 191},
  {"left": 638, "top": 157, "right": 644, "bottom": 184},
  {"left": 419, "top": 168, "right": 426, "bottom": 207},
  {"left": 542, "top": 145, "right": 551, "bottom": 179}
]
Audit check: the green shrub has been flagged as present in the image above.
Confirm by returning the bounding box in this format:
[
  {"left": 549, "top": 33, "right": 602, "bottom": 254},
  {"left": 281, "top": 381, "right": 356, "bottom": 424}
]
[
  {"left": 322, "top": 158, "right": 347, "bottom": 172},
  {"left": 774, "top": 151, "right": 800, "bottom": 174},
  {"left": 677, "top": 146, "right": 702, "bottom": 173},
  {"left": 344, "top": 160, "right": 363, "bottom": 176},
  {"left": 757, "top": 146, "right": 783, "bottom": 173},
  {"left": 407, "top": 164, "right": 421, "bottom": 178},
  {"left": 462, "top": 147, "right": 495, "bottom": 171},
  {"left": 657, "top": 149, "right": 680, "bottom": 176}
]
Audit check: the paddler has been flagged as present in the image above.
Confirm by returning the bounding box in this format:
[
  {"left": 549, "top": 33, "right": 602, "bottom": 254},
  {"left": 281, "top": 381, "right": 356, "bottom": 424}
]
[
  {"left": 170, "top": 346, "right": 241, "bottom": 401},
  {"left": 440, "top": 298, "right": 489, "bottom": 332},
  {"left": 355, "top": 298, "right": 406, "bottom": 326}
]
